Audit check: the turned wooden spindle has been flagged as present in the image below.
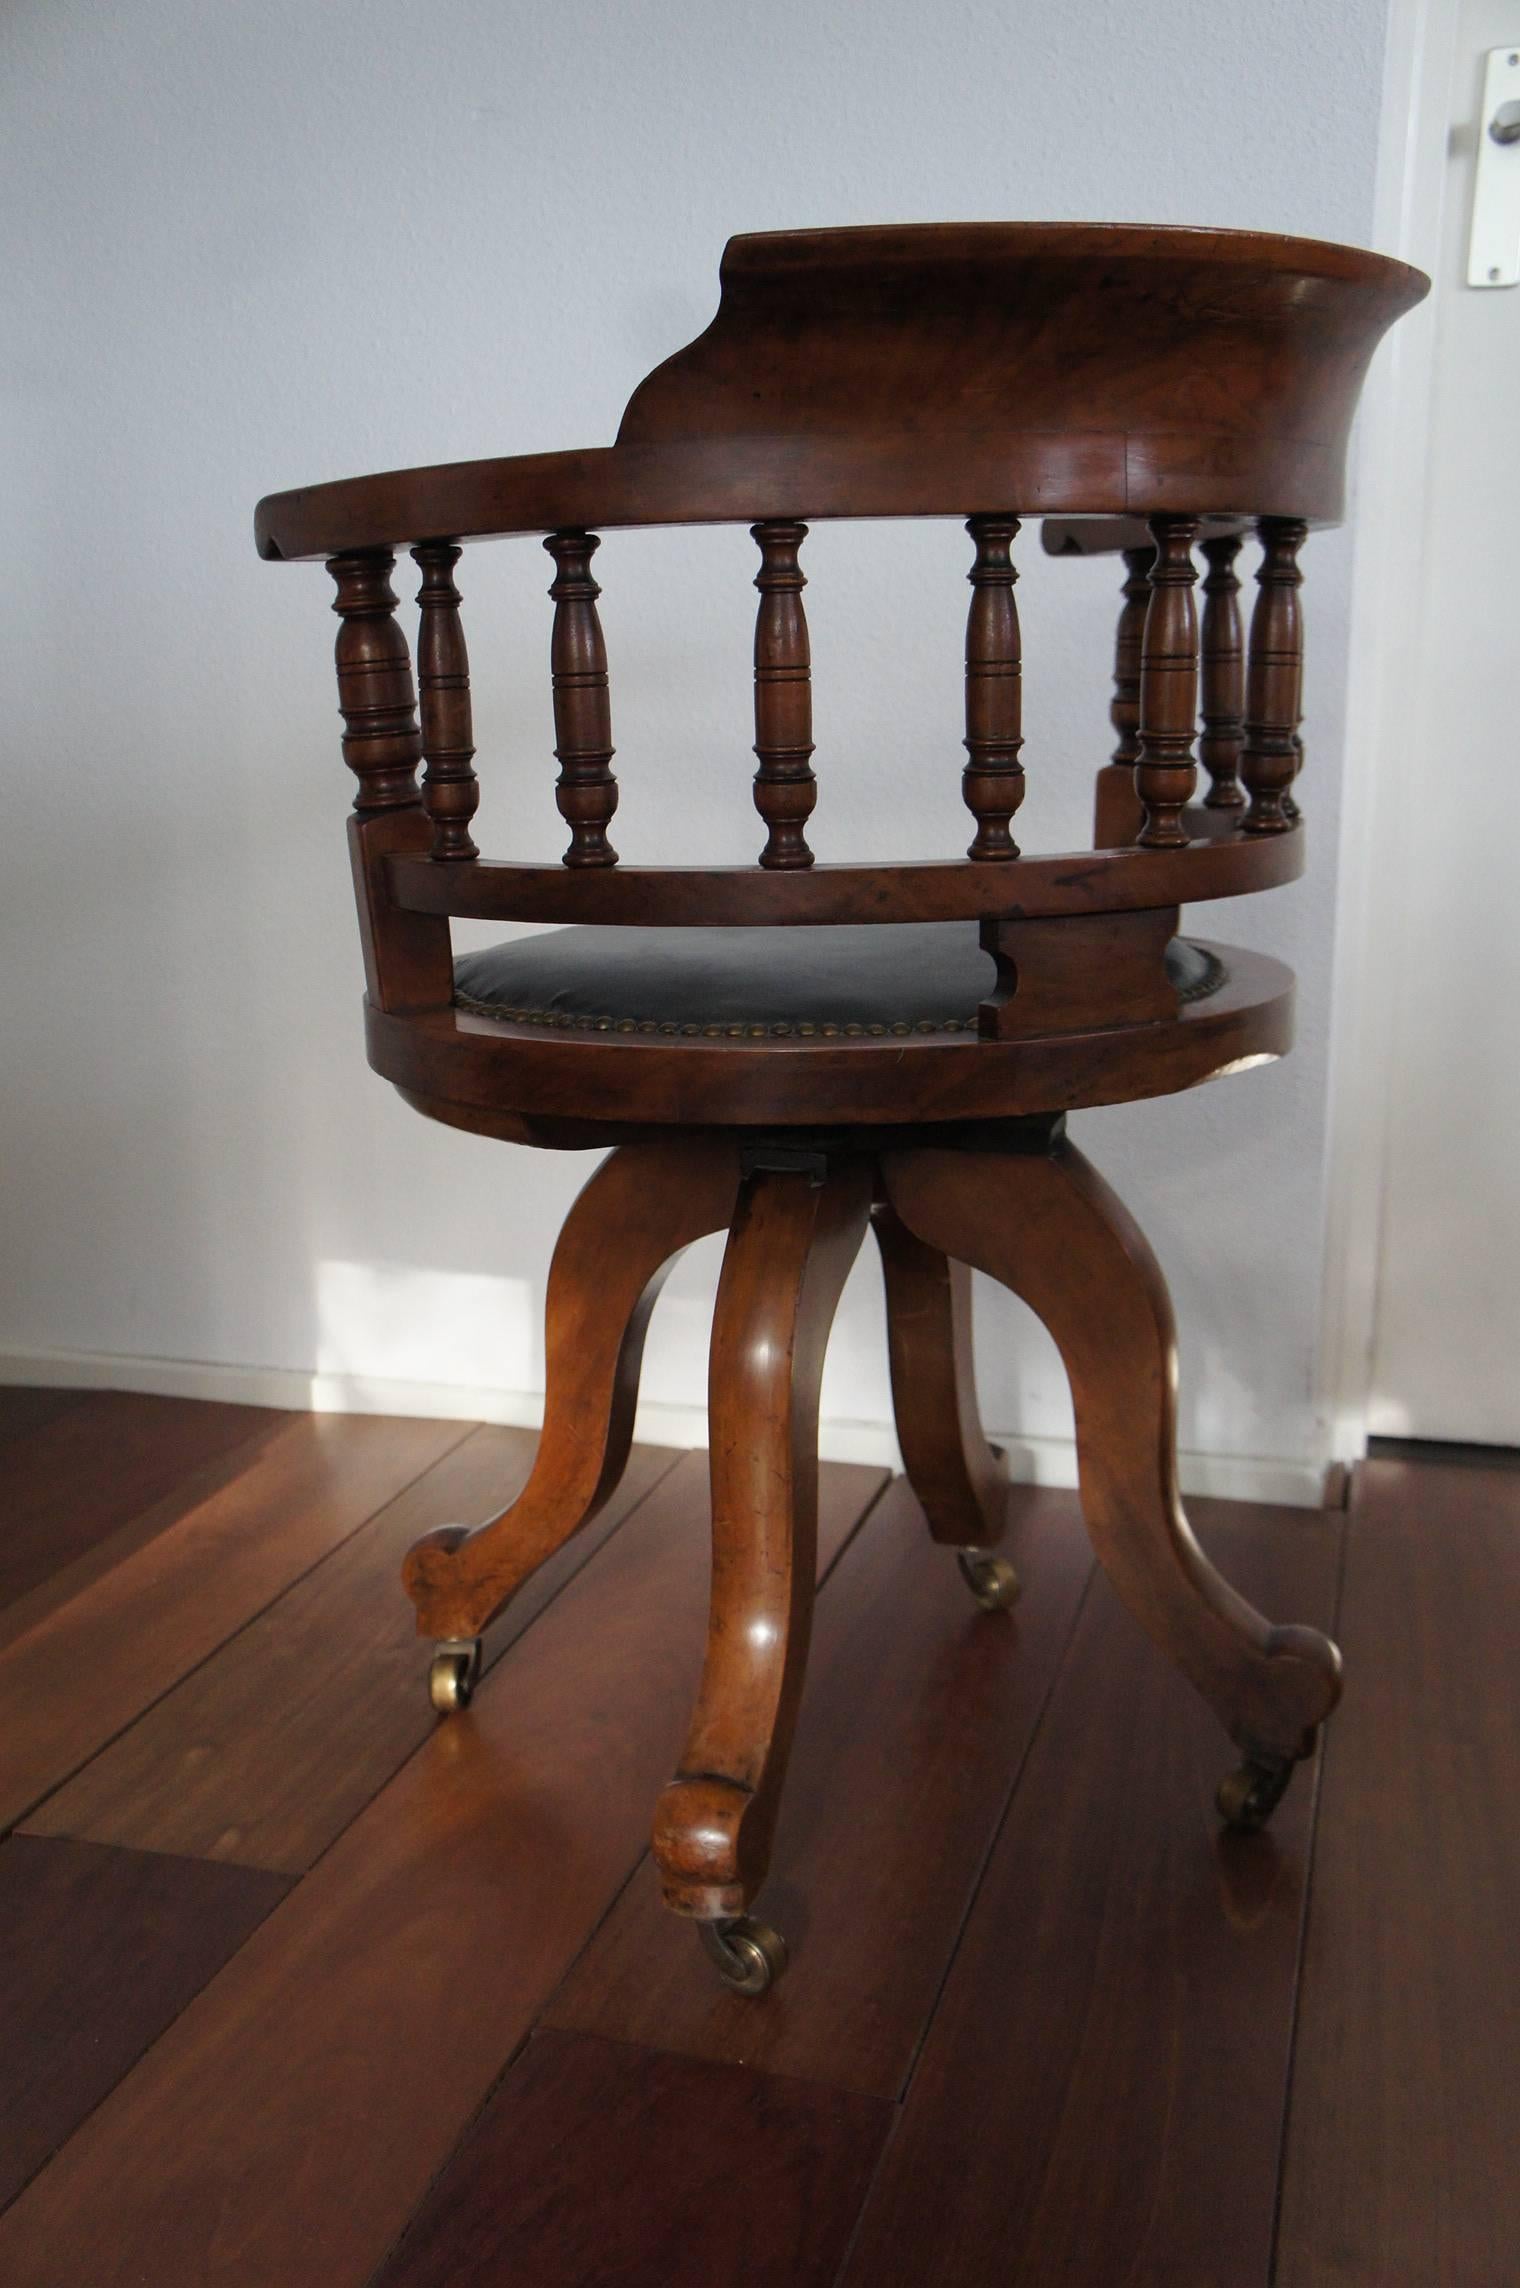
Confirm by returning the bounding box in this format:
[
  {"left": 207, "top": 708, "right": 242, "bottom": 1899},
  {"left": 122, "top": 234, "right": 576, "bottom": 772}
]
[
  {"left": 544, "top": 529, "right": 618, "bottom": 868},
  {"left": 750, "top": 520, "right": 816, "bottom": 869},
  {"left": 326, "top": 551, "right": 425, "bottom": 812},
  {"left": 411, "top": 541, "right": 479, "bottom": 860},
  {"left": 1242, "top": 518, "right": 1308, "bottom": 836},
  {"left": 1136, "top": 514, "right": 1201, "bottom": 849},
  {"left": 961, "top": 515, "right": 1024, "bottom": 860},
  {"left": 1110, "top": 544, "right": 1154, "bottom": 770},
  {"left": 1199, "top": 534, "right": 1247, "bottom": 810}
]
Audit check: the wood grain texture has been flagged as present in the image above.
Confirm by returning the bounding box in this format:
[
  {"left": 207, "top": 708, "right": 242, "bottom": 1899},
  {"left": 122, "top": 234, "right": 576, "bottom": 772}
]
[
  {"left": 256, "top": 224, "right": 1426, "bottom": 558},
  {"left": 385, "top": 826, "right": 1306, "bottom": 928},
  {"left": 370, "top": 2028, "right": 889, "bottom": 2288},
  {"left": 0, "top": 1390, "right": 282, "bottom": 1613},
  {"left": 842, "top": 1499, "right": 1340, "bottom": 2288},
  {"left": 1275, "top": 1458, "right": 1520, "bottom": 2288},
  {"left": 404, "top": 1138, "right": 739, "bottom": 1643},
  {"left": 0, "top": 1835, "right": 288, "bottom": 2214},
  {"left": 0, "top": 1451, "right": 883, "bottom": 2288},
  {"left": 0, "top": 1413, "right": 464, "bottom": 1832},
  {"left": 654, "top": 1163, "right": 872, "bottom": 1918},
  {"left": 369, "top": 940, "right": 1295, "bottom": 1134},
  {"left": 549, "top": 1479, "right": 1091, "bottom": 2096},
  {"left": 871, "top": 1206, "right": 1008, "bottom": 1546},
  {"left": 961, "top": 513, "right": 1024, "bottom": 860},
  {"left": 884, "top": 1141, "right": 1340, "bottom": 1764},
  {"left": 26, "top": 1431, "right": 677, "bottom": 1874},
  {"left": 412, "top": 540, "right": 480, "bottom": 861},
  {"left": 0, "top": 1386, "right": 88, "bottom": 1447},
  {"left": 751, "top": 520, "right": 816, "bottom": 869}
]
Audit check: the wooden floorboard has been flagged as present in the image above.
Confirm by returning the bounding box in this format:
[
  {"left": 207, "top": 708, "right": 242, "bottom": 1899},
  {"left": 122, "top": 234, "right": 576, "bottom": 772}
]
[
  {"left": 0, "top": 1384, "right": 89, "bottom": 1448},
  {"left": 0, "top": 1390, "right": 282, "bottom": 1613},
  {"left": 1275, "top": 1457, "right": 1520, "bottom": 2287},
  {"left": 548, "top": 1479, "right": 1092, "bottom": 2099},
  {"left": 0, "top": 1453, "right": 886, "bottom": 2288},
  {"left": 0, "top": 1834, "right": 288, "bottom": 2216},
  {"left": 26, "top": 1430, "right": 679, "bottom": 1873},
  {"left": 0, "top": 1412, "right": 465, "bottom": 1833},
  {"left": 840, "top": 1500, "right": 1341, "bottom": 2288},
  {"left": 370, "top": 2028, "right": 890, "bottom": 2288}
]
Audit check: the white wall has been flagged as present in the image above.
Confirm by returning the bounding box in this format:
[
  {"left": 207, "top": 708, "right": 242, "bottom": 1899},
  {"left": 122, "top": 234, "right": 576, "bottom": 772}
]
[{"left": 0, "top": 0, "right": 1393, "bottom": 1497}]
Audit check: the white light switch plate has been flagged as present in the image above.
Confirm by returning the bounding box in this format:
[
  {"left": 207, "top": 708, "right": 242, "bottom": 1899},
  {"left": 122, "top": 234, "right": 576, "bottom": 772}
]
[{"left": 1468, "top": 45, "right": 1520, "bottom": 286}]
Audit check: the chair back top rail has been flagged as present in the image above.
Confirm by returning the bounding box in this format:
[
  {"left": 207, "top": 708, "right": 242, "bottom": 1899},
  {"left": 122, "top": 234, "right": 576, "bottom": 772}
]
[{"left": 255, "top": 223, "right": 1426, "bottom": 561}]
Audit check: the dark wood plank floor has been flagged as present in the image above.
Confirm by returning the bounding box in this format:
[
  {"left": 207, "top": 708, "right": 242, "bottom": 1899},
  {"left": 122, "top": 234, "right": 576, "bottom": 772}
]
[{"left": 0, "top": 1388, "right": 1513, "bottom": 2286}]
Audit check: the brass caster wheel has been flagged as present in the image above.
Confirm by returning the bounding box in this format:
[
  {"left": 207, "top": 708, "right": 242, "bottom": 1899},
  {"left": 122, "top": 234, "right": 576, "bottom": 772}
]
[
  {"left": 697, "top": 1916, "right": 788, "bottom": 1999},
  {"left": 428, "top": 1638, "right": 482, "bottom": 1715},
  {"left": 957, "top": 1548, "right": 1021, "bottom": 1613},
  {"left": 1217, "top": 1752, "right": 1296, "bottom": 1833}
]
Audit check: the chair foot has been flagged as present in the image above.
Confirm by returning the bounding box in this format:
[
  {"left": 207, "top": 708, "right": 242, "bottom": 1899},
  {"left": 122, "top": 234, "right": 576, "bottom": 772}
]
[
  {"left": 698, "top": 1915, "right": 789, "bottom": 1998},
  {"left": 428, "top": 1637, "right": 482, "bottom": 1715},
  {"left": 1217, "top": 1745, "right": 1302, "bottom": 1832},
  {"left": 956, "top": 1547, "right": 1022, "bottom": 1611}
]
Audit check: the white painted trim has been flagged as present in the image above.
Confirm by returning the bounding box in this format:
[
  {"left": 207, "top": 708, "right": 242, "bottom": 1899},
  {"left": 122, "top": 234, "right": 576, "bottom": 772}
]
[
  {"left": 1315, "top": 0, "right": 1460, "bottom": 1464},
  {"left": 0, "top": 1345, "right": 1330, "bottom": 1509}
]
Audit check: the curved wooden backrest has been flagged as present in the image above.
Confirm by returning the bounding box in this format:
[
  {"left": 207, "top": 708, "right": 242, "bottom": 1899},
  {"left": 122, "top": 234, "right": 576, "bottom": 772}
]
[{"left": 256, "top": 224, "right": 1428, "bottom": 976}]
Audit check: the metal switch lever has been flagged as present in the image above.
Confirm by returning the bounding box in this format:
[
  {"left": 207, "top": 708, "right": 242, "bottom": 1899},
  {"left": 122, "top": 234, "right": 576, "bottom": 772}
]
[{"left": 1490, "top": 98, "right": 1520, "bottom": 146}]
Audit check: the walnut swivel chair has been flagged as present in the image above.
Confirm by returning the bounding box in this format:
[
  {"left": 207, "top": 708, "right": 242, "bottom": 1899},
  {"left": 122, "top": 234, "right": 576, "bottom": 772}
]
[{"left": 256, "top": 224, "right": 1426, "bottom": 1996}]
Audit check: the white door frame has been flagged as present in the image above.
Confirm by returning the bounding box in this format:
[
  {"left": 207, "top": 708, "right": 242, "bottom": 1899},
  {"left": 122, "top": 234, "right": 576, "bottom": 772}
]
[{"left": 1315, "top": 0, "right": 1465, "bottom": 1463}]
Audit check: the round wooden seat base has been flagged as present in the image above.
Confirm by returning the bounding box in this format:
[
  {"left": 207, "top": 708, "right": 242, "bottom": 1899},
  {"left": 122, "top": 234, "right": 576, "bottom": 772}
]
[{"left": 368, "top": 939, "right": 1291, "bottom": 1146}]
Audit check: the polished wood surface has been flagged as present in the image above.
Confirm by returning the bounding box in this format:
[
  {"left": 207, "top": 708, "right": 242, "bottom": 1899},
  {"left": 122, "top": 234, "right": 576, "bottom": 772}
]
[
  {"left": 3, "top": 1392, "right": 1507, "bottom": 2283},
  {"left": 841, "top": 1497, "right": 1340, "bottom": 2286},
  {"left": 372, "top": 2030, "right": 889, "bottom": 2288},
  {"left": 0, "top": 1390, "right": 276, "bottom": 1614},
  {"left": 1136, "top": 512, "right": 1202, "bottom": 846},
  {"left": 871, "top": 1205, "right": 1008, "bottom": 1546},
  {"left": 544, "top": 528, "right": 618, "bottom": 868},
  {"left": 882, "top": 1140, "right": 1341, "bottom": 1767},
  {"left": 368, "top": 939, "right": 1295, "bottom": 1132},
  {"left": 403, "top": 1138, "right": 740, "bottom": 1644},
  {"left": 0, "top": 1412, "right": 464, "bottom": 1832},
  {"left": 548, "top": 1480, "right": 1090, "bottom": 2097},
  {"left": 256, "top": 224, "right": 1426, "bottom": 557},
  {"left": 655, "top": 1162, "right": 872, "bottom": 1918},
  {"left": 26, "top": 1430, "right": 677, "bottom": 1872},
  {"left": 1243, "top": 516, "right": 1308, "bottom": 835},
  {"left": 1199, "top": 531, "right": 1247, "bottom": 809},
  {"left": 1276, "top": 1455, "right": 1520, "bottom": 2286},
  {"left": 412, "top": 540, "right": 479, "bottom": 861},
  {"left": 961, "top": 513, "right": 1024, "bottom": 859},
  {"left": 751, "top": 520, "right": 816, "bottom": 868},
  {"left": 0, "top": 1836, "right": 288, "bottom": 2212}
]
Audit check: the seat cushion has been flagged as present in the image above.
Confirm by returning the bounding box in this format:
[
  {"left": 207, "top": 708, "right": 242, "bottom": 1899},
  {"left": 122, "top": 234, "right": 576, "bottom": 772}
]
[{"left": 453, "top": 924, "right": 1225, "bottom": 1040}]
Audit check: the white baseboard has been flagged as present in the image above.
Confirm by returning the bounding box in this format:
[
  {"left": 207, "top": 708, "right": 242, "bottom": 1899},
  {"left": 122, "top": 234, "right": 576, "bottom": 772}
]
[{"left": 0, "top": 1344, "right": 1331, "bottom": 1509}]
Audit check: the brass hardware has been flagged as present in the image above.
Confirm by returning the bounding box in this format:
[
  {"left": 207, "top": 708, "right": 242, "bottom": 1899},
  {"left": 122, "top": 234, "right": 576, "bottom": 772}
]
[
  {"left": 1216, "top": 1750, "right": 1297, "bottom": 1832},
  {"left": 697, "top": 1916, "right": 788, "bottom": 1998},
  {"left": 956, "top": 1547, "right": 1022, "bottom": 1612},
  {"left": 428, "top": 1638, "right": 482, "bottom": 1715}
]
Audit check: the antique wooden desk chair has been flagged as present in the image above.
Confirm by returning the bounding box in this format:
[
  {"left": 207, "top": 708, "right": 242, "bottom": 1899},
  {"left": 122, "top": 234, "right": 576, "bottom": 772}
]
[{"left": 256, "top": 224, "right": 1424, "bottom": 1995}]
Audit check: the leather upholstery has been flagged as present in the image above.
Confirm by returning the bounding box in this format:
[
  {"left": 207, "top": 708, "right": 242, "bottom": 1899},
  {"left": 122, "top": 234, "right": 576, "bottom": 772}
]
[{"left": 454, "top": 924, "right": 1225, "bottom": 1039}]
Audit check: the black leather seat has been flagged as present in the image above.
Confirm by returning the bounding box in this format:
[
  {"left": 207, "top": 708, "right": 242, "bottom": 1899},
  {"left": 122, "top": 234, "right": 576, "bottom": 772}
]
[{"left": 454, "top": 923, "right": 1225, "bottom": 1040}]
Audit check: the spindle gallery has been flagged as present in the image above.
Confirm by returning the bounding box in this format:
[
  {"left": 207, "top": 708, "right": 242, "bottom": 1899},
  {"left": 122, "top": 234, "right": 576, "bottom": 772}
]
[{"left": 258, "top": 223, "right": 1427, "bottom": 1994}]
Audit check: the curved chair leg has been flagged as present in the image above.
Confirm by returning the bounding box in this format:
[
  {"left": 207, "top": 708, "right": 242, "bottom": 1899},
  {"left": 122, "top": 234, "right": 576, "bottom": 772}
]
[
  {"left": 403, "top": 1136, "right": 741, "bottom": 1653},
  {"left": 871, "top": 1203, "right": 1015, "bottom": 1606},
  {"left": 654, "top": 1158, "right": 873, "bottom": 1949},
  {"left": 882, "top": 1138, "right": 1341, "bottom": 1819}
]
